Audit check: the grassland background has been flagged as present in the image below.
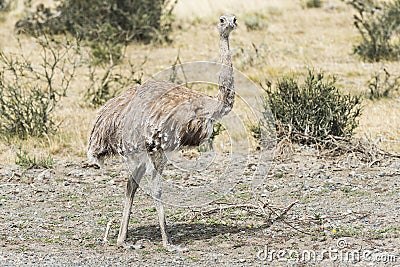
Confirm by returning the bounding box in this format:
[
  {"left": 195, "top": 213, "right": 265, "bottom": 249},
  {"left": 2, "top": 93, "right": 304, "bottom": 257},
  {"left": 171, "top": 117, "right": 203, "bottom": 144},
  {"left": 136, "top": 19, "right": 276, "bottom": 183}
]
[{"left": 0, "top": 0, "right": 399, "bottom": 164}]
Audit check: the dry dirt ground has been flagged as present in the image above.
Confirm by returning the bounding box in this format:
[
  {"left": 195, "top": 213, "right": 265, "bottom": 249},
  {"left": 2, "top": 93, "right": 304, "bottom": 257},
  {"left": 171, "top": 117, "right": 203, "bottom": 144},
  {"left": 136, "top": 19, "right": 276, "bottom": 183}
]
[{"left": 1, "top": 147, "right": 400, "bottom": 266}]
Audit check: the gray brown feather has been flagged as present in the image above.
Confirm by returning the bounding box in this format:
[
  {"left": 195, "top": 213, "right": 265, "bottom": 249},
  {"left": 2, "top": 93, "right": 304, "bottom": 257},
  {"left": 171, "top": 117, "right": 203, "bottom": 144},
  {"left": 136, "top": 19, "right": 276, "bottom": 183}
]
[{"left": 87, "top": 14, "right": 237, "bottom": 168}]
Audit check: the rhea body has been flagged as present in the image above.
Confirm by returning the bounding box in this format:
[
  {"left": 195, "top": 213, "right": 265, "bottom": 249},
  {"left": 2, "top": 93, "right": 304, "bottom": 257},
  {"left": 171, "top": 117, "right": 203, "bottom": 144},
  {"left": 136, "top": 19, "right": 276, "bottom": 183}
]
[{"left": 87, "top": 15, "right": 237, "bottom": 250}]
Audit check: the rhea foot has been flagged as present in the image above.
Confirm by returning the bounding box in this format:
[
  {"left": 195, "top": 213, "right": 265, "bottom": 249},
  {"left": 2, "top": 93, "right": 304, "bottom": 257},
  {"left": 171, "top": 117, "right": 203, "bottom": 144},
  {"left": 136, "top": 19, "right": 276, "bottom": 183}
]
[
  {"left": 117, "top": 241, "right": 144, "bottom": 250},
  {"left": 164, "top": 243, "right": 189, "bottom": 252}
]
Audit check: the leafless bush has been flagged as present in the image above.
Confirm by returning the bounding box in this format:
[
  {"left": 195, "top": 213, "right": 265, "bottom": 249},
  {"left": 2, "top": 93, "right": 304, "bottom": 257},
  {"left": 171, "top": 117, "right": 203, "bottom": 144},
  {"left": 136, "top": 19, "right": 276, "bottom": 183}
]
[
  {"left": 233, "top": 43, "right": 269, "bottom": 70},
  {"left": 84, "top": 57, "right": 144, "bottom": 108},
  {"left": 367, "top": 67, "right": 400, "bottom": 99},
  {"left": 0, "top": 35, "right": 79, "bottom": 139}
]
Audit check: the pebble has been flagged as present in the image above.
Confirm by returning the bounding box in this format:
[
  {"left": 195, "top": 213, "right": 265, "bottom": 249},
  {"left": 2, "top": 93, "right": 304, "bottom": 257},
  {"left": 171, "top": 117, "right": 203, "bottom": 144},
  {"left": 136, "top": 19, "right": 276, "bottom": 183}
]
[{"left": 36, "top": 169, "right": 52, "bottom": 181}]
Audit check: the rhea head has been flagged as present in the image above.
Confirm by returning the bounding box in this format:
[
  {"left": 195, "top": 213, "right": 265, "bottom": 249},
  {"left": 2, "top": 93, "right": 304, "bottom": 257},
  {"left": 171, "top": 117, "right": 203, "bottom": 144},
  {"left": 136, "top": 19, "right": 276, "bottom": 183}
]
[{"left": 218, "top": 14, "right": 237, "bottom": 38}]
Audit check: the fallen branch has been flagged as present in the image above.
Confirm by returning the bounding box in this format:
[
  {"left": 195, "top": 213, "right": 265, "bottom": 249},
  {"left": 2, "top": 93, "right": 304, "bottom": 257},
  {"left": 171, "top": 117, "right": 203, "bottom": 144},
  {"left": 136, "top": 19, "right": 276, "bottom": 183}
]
[
  {"left": 275, "top": 131, "right": 400, "bottom": 166},
  {"left": 0, "top": 184, "right": 20, "bottom": 187},
  {"left": 258, "top": 199, "right": 311, "bottom": 235},
  {"left": 189, "top": 203, "right": 265, "bottom": 222},
  {"left": 185, "top": 199, "right": 308, "bottom": 235},
  {"left": 103, "top": 218, "right": 114, "bottom": 245}
]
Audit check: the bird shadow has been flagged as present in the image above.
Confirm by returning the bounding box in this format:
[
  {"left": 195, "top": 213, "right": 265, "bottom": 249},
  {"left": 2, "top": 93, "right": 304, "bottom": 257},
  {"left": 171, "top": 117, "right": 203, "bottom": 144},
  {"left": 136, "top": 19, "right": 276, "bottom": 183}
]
[{"left": 122, "top": 221, "right": 273, "bottom": 246}]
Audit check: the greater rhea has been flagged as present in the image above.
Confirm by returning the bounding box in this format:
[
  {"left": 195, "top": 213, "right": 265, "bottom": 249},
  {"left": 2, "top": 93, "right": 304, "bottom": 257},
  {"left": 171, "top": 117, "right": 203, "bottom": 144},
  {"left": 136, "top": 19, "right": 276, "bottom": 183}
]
[{"left": 87, "top": 14, "right": 237, "bottom": 251}]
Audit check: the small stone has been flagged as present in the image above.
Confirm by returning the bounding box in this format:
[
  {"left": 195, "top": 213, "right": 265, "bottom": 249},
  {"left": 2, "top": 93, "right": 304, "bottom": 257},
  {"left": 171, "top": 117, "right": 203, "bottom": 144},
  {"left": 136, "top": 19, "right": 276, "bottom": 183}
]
[
  {"left": 37, "top": 169, "right": 51, "bottom": 181},
  {"left": 129, "top": 244, "right": 144, "bottom": 249},
  {"left": 261, "top": 190, "right": 269, "bottom": 197}
]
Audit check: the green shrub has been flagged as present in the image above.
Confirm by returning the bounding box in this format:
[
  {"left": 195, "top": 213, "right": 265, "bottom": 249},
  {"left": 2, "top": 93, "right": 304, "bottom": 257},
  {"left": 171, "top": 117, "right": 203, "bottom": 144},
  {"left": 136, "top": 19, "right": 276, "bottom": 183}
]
[
  {"left": 243, "top": 12, "right": 268, "bottom": 31},
  {"left": 348, "top": 0, "right": 400, "bottom": 62},
  {"left": 0, "top": 0, "right": 10, "bottom": 21},
  {"left": 264, "top": 70, "right": 362, "bottom": 143},
  {"left": 211, "top": 122, "right": 225, "bottom": 141},
  {"left": 15, "top": 0, "right": 176, "bottom": 63},
  {"left": 305, "top": 0, "right": 322, "bottom": 8},
  {"left": 0, "top": 36, "right": 78, "bottom": 139},
  {"left": 0, "top": 0, "right": 9, "bottom": 11}
]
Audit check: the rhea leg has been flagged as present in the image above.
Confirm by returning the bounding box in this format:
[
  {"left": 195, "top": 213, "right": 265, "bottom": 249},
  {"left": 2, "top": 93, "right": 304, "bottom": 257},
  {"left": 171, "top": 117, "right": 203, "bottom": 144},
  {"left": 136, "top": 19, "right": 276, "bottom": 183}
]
[
  {"left": 150, "top": 152, "right": 188, "bottom": 251},
  {"left": 150, "top": 152, "right": 170, "bottom": 246},
  {"left": 117, "top": 162, "right": 146, "bottom": 248},
  {"left": 151, "top": 166, "right": 171, "bottom": 247}
]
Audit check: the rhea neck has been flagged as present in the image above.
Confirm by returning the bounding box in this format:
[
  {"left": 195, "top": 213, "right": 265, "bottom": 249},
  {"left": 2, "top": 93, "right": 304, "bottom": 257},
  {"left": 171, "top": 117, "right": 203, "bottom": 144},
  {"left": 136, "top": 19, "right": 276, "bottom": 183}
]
[{"left": 217, "top": 34, "right": 234, "bottom": 115}]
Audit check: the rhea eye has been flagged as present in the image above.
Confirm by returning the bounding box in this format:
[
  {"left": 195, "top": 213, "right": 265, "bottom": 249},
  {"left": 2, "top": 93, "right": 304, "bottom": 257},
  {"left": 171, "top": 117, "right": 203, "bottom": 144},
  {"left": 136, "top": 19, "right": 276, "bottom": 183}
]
[
  {"left": 233, "top": 17, "right": 237, "bottom": 23},
  {"left": 220, "top": 18, "right": 225, "bottom": 23}
]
